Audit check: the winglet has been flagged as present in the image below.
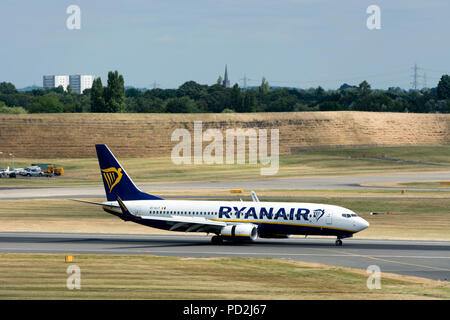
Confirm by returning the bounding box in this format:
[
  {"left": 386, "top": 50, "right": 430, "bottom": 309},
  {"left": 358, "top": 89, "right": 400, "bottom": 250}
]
[{"left": 251, "top": 191, "right": 259, "bottom": 202}]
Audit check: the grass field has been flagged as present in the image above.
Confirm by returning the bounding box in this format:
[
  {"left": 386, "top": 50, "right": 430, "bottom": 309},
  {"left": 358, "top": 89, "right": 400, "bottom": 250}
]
[
  {"left": 1, "top": 146, "right": 450, "bottom": 187},
  {"left": 0, "top": 254, "right": 448, "bottom": 299},
  {"left": 2, "top": 112, "right": 449, "bottom": 161}
]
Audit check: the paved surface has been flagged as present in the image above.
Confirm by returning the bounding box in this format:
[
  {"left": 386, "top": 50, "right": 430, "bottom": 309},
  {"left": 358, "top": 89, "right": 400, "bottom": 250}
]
[
  {"left": 1, "top": 171, "right": 450, "bottom": 200},
  {"left": 1, "top": 232, "right": 449, "bottom": 281}
]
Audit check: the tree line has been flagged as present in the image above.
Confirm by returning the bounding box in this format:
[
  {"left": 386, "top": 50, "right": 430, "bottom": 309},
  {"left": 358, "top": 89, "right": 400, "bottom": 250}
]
[{"left": 1, "top": 71, "right": 450, "bottom": 114}]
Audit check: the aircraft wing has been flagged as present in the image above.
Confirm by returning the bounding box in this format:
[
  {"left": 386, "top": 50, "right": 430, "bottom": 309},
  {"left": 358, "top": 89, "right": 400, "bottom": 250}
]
[{"left": 140, "top": 215, "right": 227, "bottom": 232}]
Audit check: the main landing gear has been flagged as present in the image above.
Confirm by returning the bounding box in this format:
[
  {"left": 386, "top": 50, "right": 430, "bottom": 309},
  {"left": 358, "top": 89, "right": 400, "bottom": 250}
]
[{"left": 211, "top": 235, "right": 223, "bottom": 245}]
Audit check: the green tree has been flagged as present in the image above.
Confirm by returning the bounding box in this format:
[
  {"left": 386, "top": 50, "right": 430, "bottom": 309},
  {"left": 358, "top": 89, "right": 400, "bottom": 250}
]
[
  {"left": 266, "top": 92, "right": 297, "bottom": 112},
  {"left": 0, "top": 82, "right": 17, "bottom": 94},
  {"left": 29, "top": 95, "right": 63, "bottom": 113},
  {"left": 165, "top": 97, "right": 197, "bottom": 113},
  {"left": 0, "top": 101, "right": 27, "bottom": 114},
  {"left": 319, "top": 101, "right": 342, "bottom": 111},
  {"left": 125, "top": 87, "right": 141, "bottom": 98},
  {"left": 315, "top": 86, "right": 325, "bottom": 98},
  {"left": 230, "top": 84, "right": 242, "bottom": 111},
  {"left": 437, "top": 74, "right": 450, "bottom": 100},
  {"left": 104, "top": 71, "right": 125, "bottom": 112},
  {"left": 48, "top": 86, "right": 65, "bottom": 94},
  {"left": 259, "top": 77, "right": 269, "bottom": 94},
  {"left": 31, "top": 89, "right": 45, "bottom": 96},
  {"left": 178, "top": 81, "right": 206, "bottom": 99},
  {"left": 240, "top": 90, "right": 257, "bottom": 112},
  {"left": 90, "top": 78, "right": 106, "bottom": 112},
  {"left": 358, "top": 80, "right": 371, "bottom": 96}
]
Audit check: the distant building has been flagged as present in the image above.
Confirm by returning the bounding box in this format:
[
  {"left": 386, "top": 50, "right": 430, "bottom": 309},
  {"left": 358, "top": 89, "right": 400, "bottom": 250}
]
[
  {"left": 69, "top": 75, "right": 95, "bottom": 94},
  {"left": 43, "top": 74, "right": 94, "bottom": 93},
  {"left": 222, "top": 65, "right": 230, "bottom": 88},
  {"left": 43, "top": 75, "right": 70, "bottom": 91}
]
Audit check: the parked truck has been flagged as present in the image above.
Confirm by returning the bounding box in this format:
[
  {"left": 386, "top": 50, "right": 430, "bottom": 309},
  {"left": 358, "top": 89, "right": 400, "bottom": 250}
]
[{"left": 31, "top": 164, "right": 64, "bottom": 176}]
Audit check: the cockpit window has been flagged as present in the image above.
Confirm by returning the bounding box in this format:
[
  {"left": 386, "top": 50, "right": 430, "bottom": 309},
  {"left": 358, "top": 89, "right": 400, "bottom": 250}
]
[{"left": 342, "top": 213, "right": 357, "bottom": 218}]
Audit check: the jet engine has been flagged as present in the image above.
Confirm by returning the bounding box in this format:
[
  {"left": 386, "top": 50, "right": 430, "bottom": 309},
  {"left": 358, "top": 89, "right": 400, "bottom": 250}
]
[{"left": 220, "top": 224, "right": 258, "bottom": 241}]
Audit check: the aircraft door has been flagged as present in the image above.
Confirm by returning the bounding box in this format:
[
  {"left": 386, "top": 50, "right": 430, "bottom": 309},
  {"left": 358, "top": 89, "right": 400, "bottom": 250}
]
[{"left": 325, "top": 212, "right": 332, "bottom": 225}]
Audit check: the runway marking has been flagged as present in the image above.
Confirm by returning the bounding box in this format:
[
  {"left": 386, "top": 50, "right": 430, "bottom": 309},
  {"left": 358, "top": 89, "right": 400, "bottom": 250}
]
[{"left": 316, "top": 248, "right": 450, "bottom": 272}]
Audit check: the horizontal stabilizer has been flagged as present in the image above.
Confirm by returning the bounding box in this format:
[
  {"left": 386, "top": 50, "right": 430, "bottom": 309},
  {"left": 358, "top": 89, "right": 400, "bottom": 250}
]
[{"left": 69, "top": 199, "right": 120, "bottom": 208}]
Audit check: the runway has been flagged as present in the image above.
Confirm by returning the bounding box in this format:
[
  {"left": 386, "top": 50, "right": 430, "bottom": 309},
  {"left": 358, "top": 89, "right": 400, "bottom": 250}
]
[
  {"left": 1, "top": 171, "right": 450, "bottom": 200},
  {"left": 1, "top": 232, "right": 449, "bottom": 281}
]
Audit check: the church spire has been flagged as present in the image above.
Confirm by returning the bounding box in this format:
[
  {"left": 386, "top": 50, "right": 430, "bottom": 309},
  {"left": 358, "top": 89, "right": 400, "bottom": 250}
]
[{"left": 222, "top": 65, "right": 230, "bottom": 88}]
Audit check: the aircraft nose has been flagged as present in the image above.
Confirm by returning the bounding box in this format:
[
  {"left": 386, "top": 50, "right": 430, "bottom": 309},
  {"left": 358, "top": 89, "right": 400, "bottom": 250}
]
[{"left": 359, "top": 218, "right": 369, "bottom": 231}]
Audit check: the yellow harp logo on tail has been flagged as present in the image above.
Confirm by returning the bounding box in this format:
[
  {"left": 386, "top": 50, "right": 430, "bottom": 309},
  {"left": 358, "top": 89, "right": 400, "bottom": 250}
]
[{"left": 101, "top": 167, "right": 123, "bottom": 193}]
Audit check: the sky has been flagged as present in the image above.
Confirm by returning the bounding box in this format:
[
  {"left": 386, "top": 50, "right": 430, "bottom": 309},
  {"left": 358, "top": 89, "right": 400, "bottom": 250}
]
[{"left": 0, "top": 0, "right": 449, "bottom": 90}]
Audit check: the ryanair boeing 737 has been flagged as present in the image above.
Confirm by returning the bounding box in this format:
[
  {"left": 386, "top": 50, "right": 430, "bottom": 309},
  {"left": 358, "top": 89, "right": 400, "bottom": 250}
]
[{"left": 77, "top": 144, "right": 369, "bottom": 246}]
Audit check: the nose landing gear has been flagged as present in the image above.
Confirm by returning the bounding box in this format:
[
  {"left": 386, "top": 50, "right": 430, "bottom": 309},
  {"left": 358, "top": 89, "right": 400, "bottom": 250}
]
[{"left": 335, "top": 238, "right": 343, "bottom": 246}]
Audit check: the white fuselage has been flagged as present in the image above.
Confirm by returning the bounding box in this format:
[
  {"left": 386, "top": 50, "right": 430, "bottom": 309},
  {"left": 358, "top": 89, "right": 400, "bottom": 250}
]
[{"left": 103, "top": 199, "right": 369, "bottom": 237}]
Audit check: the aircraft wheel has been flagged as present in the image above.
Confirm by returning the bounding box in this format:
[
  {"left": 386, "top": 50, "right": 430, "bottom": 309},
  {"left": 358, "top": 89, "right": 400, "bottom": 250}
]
[
  {"left": 211, "top": 236, "right": 223, "bottom": 245},
  {"left": 335, "top": 239, "right": 343, "bottom": 246}
]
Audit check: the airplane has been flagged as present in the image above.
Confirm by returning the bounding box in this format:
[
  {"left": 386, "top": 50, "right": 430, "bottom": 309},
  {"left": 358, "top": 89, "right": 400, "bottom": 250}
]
[{"left": 75, "top": 144, "right": 369, "bottom": 246}]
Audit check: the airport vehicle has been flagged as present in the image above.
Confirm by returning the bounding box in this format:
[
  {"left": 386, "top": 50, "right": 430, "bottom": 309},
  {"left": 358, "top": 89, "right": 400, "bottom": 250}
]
[
  {"left": 20, "top": 166, "right": 43, "bottom": 177},
  {"left": 49, "top": 165, "right": 64, "bottom": 176},
  {"left": 76, "top": 144, "right": 369, "bottom": 246},
  {"left": 11, "top": 168, "right": 25, "bottom": 175},
  {"left": 31, "top": 164, "right": 64, "bottom": 176}
]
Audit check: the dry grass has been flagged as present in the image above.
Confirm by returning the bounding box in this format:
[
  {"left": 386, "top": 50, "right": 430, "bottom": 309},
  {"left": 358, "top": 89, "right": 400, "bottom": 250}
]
[
  {"left": 0, "top": 254, "right": 448, "bottom": 299},
  {"left": 1, "top": 112, "right": 449, "bottom": 159}
]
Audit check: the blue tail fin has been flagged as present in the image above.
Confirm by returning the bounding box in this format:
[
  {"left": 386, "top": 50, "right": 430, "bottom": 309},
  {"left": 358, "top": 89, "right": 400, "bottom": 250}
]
[{"left": 95, "top": 144, "right": 163, "bottom": 201}]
